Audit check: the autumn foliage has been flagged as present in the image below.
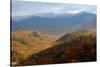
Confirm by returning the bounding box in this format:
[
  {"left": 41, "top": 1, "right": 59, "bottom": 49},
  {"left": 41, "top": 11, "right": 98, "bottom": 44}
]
[{"left": 15, "top": 31, "right": 96, "bottom": 66}]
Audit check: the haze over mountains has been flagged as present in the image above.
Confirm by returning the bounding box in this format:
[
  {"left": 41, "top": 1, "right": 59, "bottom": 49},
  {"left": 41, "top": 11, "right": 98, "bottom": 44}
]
[
  {"left": 11, "top": 1, "right": 96, "bottom": 66},
  {"left": 12, "top": 11, "right": 96, "bottom": 35}
]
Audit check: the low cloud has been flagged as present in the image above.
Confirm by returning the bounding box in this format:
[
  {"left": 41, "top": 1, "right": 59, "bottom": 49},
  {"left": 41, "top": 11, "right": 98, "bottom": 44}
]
[{"left": 12, "top": 0, "right": 96, "bottom": 18}]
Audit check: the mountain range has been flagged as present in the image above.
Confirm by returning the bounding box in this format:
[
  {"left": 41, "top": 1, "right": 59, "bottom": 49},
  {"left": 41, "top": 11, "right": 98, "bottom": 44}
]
[
  {"left": 11, "top": 11, "right": 96, "bottom": 66},
  {"left": 12, "top": 11, "right": 96, "bottom": 35}
]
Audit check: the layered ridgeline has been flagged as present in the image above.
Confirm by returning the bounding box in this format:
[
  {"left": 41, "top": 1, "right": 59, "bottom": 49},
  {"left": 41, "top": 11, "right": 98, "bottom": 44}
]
[
  {"left": 11, "top": 31, "right": 57, "bottom": 65},
  {"left": 12, "top": 11, "right": 96, "bottom": 35},
  {"left": 15, "top": 30, "right": 96, "bottom": 66},
  {"left": 11, "top": 11, "right": 96, "bottom": 66}
]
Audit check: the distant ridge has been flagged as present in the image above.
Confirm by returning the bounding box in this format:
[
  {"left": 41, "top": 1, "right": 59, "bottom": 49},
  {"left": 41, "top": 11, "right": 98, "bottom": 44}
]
[{"left": 12, "top": 11, "right": 96, "bottom": 35}]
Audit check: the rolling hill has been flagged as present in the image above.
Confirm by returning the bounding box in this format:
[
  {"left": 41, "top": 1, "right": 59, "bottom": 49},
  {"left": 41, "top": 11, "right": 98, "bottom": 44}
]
[
  {"left": 11, "top": 31, "right": 57, "bottom": 65},
  {"left": 15, "top": 30, "right": 96, "bottom": 66}
]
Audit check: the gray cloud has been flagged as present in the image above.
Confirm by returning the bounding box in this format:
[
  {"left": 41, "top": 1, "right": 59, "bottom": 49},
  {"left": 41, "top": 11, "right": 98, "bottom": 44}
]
[{"left": 12, "top": 0, "right": 96, "bottom": 18}]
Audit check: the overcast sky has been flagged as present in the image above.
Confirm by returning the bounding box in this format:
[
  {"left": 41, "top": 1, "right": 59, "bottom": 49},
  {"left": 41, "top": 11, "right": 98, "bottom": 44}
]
[{"left": 12, "top": 0, "right": 96, "bottom": 18}]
